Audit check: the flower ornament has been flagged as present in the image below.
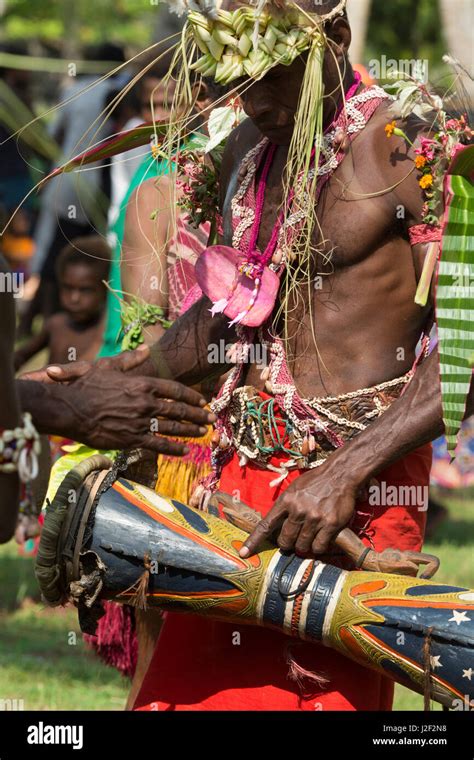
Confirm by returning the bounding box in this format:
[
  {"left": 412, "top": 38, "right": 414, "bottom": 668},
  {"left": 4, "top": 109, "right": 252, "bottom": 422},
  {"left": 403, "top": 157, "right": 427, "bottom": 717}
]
[
  {"left": 385, "top": 65, "right": 474, "bottom": 454},
  {"left": 419, "top": 174, "right": 433, "bottom": 190},
  {"left": 385, "top": 96, "right": 471, "bottom": 228}
]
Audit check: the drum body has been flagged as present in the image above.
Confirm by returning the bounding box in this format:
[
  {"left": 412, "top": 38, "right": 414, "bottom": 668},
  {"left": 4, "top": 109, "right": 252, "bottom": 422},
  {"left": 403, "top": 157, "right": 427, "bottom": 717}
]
[{"left": 37, "top": 467, "right": 474, "bottom": 709}]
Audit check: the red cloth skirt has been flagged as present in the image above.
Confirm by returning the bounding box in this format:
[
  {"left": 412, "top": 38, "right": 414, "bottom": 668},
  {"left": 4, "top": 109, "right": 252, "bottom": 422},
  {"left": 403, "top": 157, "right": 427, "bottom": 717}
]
[{"left": 134, "top": 394, "right": 432, "bottom": 712}]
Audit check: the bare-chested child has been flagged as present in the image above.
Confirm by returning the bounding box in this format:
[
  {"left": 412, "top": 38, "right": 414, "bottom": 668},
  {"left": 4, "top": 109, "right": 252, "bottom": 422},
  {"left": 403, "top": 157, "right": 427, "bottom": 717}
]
[{"left": 15, "top": 236, "right": 110, "bottom": 370}]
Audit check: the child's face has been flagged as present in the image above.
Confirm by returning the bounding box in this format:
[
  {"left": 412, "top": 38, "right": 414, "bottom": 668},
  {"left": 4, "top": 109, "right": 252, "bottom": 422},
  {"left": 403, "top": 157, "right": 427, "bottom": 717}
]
[{"left": 59, "top": 264, "right": 105, "bottom": 324}]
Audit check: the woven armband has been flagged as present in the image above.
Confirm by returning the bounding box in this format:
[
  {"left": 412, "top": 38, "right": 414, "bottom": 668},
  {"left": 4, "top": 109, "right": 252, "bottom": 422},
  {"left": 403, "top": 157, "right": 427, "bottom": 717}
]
[{"left": 408, "top": 223, "right": 442, "bottom": 246}]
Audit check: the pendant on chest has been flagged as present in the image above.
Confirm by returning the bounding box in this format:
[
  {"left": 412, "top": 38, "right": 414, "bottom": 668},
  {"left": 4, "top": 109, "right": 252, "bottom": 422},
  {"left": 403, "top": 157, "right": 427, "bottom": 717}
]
[{"left": 195, "top": 245, "right": 280, "bottom": 327}]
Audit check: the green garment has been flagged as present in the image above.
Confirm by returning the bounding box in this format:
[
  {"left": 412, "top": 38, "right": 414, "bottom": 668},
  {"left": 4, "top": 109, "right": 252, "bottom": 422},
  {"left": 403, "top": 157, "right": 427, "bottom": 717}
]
[{"left": 98, "top": 154, "right": 168, "bottom": 357}]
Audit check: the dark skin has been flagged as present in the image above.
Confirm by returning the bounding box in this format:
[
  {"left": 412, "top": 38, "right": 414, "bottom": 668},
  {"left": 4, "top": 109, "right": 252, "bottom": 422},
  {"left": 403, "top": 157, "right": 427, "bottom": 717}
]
[
  {"left": 15, "top": 263, "right": 107, "bottom": 370},
  {"left": 31, "top": 11, "right": 473, "bottom": 556},
  {"left": 0, "top": 254, "right": 21, "bottom": 543},
  {"left": 17, "top": 348, "right": 215, "bottom": 456},
  {"left": 231, "top": 19, "right": 472, "bottom": 557}
]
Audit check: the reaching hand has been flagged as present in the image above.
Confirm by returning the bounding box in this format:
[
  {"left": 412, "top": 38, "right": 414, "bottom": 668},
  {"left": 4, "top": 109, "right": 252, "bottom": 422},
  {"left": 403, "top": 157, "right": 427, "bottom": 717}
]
[
  {"left": 57, "top": 363, "right": 216, "bottom": 455},
  {"left": 21, "top": 345, "right": 216, "bottom": 456}
]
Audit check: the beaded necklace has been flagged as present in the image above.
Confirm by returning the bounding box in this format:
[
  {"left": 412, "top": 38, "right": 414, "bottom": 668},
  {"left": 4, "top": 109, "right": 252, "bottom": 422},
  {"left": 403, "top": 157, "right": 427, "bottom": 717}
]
[
  {"left": 201, "top": 81, "right": 395, "bottom": 492},
  {"left": 200, "top": 74, "right": 366, "bottom": 327}
]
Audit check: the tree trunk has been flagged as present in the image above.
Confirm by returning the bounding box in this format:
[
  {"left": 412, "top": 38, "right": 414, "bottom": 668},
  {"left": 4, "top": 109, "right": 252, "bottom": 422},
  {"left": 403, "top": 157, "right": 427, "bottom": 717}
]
[
  {"left": 439, "top": 0, "right": 474, "bottom": 105},
  {"left": 347, "top": 0, "right": 372, "bottom": 66}
]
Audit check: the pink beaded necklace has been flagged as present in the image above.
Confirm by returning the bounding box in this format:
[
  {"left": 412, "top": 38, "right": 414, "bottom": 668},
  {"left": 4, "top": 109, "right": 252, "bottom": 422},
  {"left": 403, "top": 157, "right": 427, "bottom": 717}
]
[{"left": 196, "top": 74, "right": 365, "bottom": 327}]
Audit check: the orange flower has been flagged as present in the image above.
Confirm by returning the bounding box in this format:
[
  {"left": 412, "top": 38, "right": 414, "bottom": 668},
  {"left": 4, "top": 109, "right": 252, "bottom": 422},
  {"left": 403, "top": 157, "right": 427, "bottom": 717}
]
[
  {"left": 415, "top": 155, "right": 427, "bottom": 169},
  {"left": 385, "top": 121, "right": 396, "bottom": 137},
  {"left": 419, "top": 174, "right": 433, "bottom": 190}
]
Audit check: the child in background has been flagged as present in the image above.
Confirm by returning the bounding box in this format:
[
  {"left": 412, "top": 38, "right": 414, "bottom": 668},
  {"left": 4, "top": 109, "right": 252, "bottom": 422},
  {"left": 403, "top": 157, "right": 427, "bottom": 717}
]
[
  {"left": 15, "top": 235, "right": 110, "bottom": 370},
  {"left": 13, "top": 236, "right": 110, "bottom": 552}
]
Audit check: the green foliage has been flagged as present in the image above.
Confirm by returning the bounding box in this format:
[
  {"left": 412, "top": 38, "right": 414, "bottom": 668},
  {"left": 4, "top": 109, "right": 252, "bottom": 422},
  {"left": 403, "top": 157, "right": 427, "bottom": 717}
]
[
  {"left": 437, "top": 168, "right": 474, "bottom": 452},
  {"left": 366, "top": 0, "right": 443, "bottom": 62},
  {"left": 120, "top": 295, "right": 171, "bottom": 351},
  {"left": 2, "top": 0, "right": 161, "bottom": 47}
]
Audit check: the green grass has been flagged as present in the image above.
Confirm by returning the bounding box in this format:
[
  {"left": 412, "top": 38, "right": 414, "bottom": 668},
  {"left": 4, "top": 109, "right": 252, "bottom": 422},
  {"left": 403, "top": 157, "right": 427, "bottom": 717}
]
[
  {"left": 0, "top": 542, "right": 128, "bottom": 710},
  {"left": 0, "top": 495, "right": 472, "bottom": 711}
]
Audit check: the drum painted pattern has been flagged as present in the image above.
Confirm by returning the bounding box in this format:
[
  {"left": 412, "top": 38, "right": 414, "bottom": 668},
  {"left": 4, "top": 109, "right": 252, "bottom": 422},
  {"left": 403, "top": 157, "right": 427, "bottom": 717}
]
[{"left": 40, "top": 469, "right": 474, "bottom": 709}]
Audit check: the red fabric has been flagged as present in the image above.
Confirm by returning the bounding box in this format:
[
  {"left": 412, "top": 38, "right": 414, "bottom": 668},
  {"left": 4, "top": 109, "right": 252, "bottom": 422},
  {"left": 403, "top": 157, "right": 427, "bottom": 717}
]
[{"left": 134, "top": 395, "right": 432, "bottom": 712}]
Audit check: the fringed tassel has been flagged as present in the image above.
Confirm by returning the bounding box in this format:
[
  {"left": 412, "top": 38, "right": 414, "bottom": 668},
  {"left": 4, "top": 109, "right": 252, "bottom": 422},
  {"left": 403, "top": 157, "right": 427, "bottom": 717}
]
[
  {"left": 210, "top": 298, "right": 229, "bottom": 316},
  {"left": 83, "top": 602, "right": 138, "bottom": 678},
  {"left": 286, "top": 644, "right": 329, "bottom": 700},
  {"left": 119, "top": 553, "right": 152, "bottom": 611}
]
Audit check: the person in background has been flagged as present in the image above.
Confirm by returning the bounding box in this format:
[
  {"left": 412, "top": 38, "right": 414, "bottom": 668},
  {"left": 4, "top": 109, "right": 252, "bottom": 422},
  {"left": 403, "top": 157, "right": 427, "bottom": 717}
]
[
  {"left": 15, "top": 236, "right": 110, "bottom": 371},
  {"left": 24, "top": 43, "right": 125, "bottom": 326},
  {"left": 107, "top": 47, "right": 177, "bottom": 236},
  {"left": 99, "top": 47, "right": 179, "bottom": 358},
  {"left": 0, "top": 42, "right": 36, "bottom": 218},
  {"left": 425, "top": 417, "right": 474, "bottom": 539},
  {"left": 0, "top": 42, "right": 38, "bottom": 277}
]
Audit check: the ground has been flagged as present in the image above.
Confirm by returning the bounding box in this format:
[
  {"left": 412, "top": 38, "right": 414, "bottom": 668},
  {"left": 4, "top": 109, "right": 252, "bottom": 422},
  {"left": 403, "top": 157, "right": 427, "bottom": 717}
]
[{"left": 0, "top": 492, "right": 472, "bottom": 711}]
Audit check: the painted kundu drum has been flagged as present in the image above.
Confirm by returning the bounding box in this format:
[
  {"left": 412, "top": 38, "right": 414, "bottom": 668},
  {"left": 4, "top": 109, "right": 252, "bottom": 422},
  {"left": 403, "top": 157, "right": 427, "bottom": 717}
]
[{"left": 36, "top": 456, "right": 474, "bottom": 709}]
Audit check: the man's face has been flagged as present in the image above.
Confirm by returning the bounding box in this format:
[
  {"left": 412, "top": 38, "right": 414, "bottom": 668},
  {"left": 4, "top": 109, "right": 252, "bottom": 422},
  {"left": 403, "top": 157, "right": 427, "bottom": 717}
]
[
  {"left": 238, "top": 56, "right": 307, "bottom": 145},
  {"left": 217, "top": 1, "right": 350, "bottom": 144}
]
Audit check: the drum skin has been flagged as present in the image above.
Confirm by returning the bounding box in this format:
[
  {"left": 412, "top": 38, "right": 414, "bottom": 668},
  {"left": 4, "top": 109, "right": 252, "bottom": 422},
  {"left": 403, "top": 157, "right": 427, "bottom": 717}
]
[{"left": 41, "top": 472, "right": 474, "bottom": 709}]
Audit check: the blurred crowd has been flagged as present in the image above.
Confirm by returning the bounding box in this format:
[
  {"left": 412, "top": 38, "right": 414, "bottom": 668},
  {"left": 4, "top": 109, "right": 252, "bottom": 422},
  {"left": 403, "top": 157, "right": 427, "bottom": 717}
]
[{"left": 0, "top": 38, "right": 176, "bottom": 364}]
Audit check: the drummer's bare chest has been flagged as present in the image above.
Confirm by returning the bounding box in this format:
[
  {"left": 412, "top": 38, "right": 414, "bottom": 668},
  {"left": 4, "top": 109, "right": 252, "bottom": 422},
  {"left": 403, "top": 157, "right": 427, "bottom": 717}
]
[{"left": 247, "top": 144, "right": 392, "bottom": 272}]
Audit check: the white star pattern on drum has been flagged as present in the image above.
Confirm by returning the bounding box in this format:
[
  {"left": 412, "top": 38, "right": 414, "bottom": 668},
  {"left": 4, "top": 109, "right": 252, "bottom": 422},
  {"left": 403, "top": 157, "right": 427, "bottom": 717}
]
[
  {"left": 462, "top": 668, "right": 473, "bottom": 681},
  {"left": 430, "top": 656, "right": 442, "bottom": 669},
  {"left": 449, "top": 610, "right": 472, "bottom": 625}
]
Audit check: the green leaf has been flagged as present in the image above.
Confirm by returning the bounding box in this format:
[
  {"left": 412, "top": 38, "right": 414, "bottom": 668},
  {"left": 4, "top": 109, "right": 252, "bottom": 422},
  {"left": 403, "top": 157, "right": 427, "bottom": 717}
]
[
  {"left": 437, "top": 145, "right": 474, "bottom": 452},
  {"left": 41, "top": 121, "right": 168, "bottom": 184},
  {"left": 205, "top": 105, "right": 246, "bottom": 154}
]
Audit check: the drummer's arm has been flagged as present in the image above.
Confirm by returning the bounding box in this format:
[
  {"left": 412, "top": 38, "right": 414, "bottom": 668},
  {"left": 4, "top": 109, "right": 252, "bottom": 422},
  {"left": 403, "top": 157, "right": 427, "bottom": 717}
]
[{"left": 145, "top": 295, "right": 236, "bottom": 386}]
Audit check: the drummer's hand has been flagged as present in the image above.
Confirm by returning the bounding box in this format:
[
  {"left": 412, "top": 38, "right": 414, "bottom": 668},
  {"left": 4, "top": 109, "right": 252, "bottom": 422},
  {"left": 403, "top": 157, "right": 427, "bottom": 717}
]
[
  {"left": 56, "top": 362, "right": 215, "bottom": 455},
  {"left": 239, "top": 460, "right": 357, "bottom": 558}
]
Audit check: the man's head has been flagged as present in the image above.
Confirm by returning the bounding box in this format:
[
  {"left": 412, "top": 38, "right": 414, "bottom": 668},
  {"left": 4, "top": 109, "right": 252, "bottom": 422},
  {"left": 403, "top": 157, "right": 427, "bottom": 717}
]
[
  {"left": 56, "top": 236, "right": 110, "bottom": 325},
  {"left": 228, "top": 0, "right": 351, "bottom": 144}
]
